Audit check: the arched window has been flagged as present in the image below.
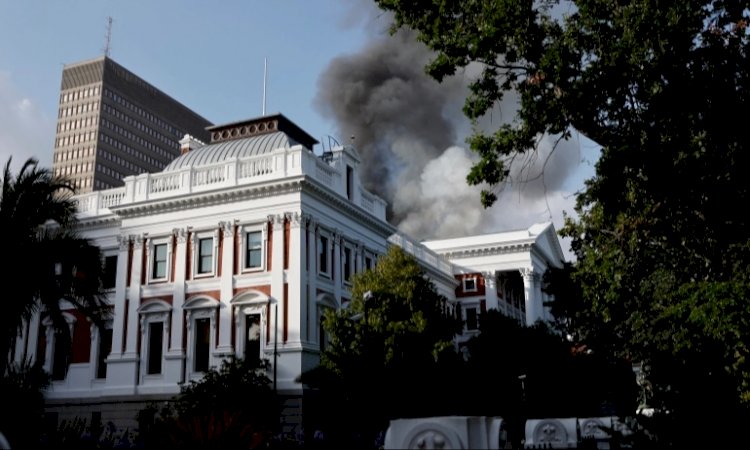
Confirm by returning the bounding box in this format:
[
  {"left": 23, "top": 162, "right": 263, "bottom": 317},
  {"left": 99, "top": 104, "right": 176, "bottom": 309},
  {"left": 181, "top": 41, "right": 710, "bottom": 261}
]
[
  {"left": 138, "top": 300, "right": 171, "bottom": 379},
  {"left": 231, "top": 291, "right": 271, "bottom": 363},
  {"left": 183, "top": 296, "right": 219, "bottom": 377}
]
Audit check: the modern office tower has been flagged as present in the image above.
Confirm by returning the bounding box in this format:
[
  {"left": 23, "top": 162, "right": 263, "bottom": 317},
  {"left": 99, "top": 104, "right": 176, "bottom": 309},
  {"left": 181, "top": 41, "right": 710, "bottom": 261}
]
[{"left": 52, "top": 56, "right": 212, "bottom": 193}]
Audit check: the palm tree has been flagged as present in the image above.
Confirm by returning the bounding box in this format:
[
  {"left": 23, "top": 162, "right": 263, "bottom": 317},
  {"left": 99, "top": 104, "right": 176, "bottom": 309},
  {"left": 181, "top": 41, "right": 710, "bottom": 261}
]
[{"left": 0, "top": 157, "right": 109, "bottom": 376}]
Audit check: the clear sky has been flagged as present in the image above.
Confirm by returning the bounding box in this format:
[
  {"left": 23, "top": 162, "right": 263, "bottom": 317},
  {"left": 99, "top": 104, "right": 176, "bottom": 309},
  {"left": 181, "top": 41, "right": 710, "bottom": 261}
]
[{"left": 0, "top": 0, "right": 599, "bottom": 258}]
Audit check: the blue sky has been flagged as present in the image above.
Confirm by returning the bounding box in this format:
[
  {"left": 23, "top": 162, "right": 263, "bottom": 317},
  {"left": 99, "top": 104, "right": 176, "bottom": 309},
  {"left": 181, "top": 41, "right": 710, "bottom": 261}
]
[
  {"left": 0, "top": 0, "right": 378, "bottom": 167},
  {"left": 0, "top": 0, "right": 599, "bottom": 256}
]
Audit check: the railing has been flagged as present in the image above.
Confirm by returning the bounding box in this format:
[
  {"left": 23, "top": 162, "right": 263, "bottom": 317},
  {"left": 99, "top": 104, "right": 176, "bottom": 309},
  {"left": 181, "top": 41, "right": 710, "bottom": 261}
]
[
  {"left": 388, "top": 232, "right": 454, "bottom": 277},
  {"left": 73, "top": 145, "right": 387, "bottom": 222}
]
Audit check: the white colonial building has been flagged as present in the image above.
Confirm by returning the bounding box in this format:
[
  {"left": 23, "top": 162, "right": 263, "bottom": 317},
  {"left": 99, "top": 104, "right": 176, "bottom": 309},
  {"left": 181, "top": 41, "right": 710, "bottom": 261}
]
[{"left": 10, "top": 113, "right": 565, "bottom": 431}]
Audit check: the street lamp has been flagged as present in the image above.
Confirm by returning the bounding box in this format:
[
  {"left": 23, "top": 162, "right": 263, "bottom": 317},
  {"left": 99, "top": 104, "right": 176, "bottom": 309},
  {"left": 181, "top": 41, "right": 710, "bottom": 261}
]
[{"left": 268, "top": 298, "right": 279, "bottom": 394}]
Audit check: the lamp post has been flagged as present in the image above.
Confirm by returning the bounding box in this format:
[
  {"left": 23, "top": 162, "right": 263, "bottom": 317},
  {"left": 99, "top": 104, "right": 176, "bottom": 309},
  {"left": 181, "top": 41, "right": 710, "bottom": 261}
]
[{"left": 269, "top": 298, "right": 278, "bottom": 395}]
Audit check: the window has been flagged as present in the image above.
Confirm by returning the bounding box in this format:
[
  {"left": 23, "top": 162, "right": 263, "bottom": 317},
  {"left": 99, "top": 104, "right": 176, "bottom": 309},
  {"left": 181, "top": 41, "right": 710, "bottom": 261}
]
[
  {"left": 147, "top": 322, "right": 163, "bottom": 375},
  {"left": 102, "top": 255, "right": 117, "bottom": 289},
  {"left": 318, "top": 235, "right": 330, "bottom": 277},
  {"left": 96, "top": 328, "right": 113, "bottom": 379},
  {"left": 343, "top": 246, "right": 353, "bottom": 283},
  {"left": 184, "top": 297, "right": 217, "bottom": 377},
  {"left": 364, "top": 254, "right": 373, "bottom": 271},
  {"left": 42, "top": 313, "right": 76, "bottom": 381},
  {"left": 245, "top": 231, "right": 263, "bottom": 269},
  {"left": 463, "top": 277, "right": 478, "bottom": 293},
  {"left": 197, "top": 237, "right": 213, "bottom": 275},
  {"left": 152, "top": 243, "right": 167, "bottom": 279},
  {"left": 244, "top": 313, "right": 262, "bottom": 362},
  {"left": 465, "top": 307, "right": 479, "bottom": 331},
  {"left": 193, "top": 318, "right": 210, "bottom": 373}
]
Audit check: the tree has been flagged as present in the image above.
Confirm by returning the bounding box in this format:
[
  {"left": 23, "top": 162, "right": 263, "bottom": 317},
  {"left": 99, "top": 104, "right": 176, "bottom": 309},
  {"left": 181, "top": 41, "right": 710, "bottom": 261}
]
[
  {"left": 138, "top": 357, "right": 278, "bottom": 449},
  {"left": 463, "top": 310, "right": 638, "bottom": 447},
  {"left": 373, "top": 1, "right": 750, "bottom": 446},
  {"left": 0, "top": 157, "right": 109, "bottom": 376},
  {"left": 308, "top": 246, "right": 462, "bottom": 446}
]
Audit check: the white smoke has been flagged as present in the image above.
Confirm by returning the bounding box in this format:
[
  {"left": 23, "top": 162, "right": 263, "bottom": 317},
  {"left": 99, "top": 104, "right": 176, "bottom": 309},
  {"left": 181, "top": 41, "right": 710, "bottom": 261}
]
[{"left": 316, "top": 4, "right": 596, "bottom": 257}]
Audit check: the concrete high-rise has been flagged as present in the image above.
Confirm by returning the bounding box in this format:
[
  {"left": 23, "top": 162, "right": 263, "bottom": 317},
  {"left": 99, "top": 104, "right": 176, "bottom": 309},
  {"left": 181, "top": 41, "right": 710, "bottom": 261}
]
[{"left": 52, "top": 56, "right": 212, "bottom": 193}]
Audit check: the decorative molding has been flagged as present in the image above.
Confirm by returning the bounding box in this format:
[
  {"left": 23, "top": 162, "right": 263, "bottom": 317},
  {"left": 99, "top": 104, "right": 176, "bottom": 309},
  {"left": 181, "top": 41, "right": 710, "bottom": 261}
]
[
  {"left": 220, "top": 221, "right": 234, "bottom": 238},
  {"left": 117, "top": 235, "right": 131, "bottom": 250},
  {"left": 287, "top": 212, "right": 303, "bottom": 228},
  {"left": 174, "top": 228, "right": 188, "bottom": 244},
  {"left": 269, "top": 213, "right": 285, "bottom": 231},
  {"left": 132, "top": 234, "right": 144, "bottom": 250}
]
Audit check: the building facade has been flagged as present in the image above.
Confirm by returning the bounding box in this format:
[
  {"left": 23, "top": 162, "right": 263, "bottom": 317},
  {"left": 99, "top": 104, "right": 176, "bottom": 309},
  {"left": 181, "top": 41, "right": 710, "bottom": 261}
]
[
  {"left": 52, "top": 56, "right": 212, "bottom": 193},
  {"left": 14, "top": 113, "right": 564, "bottom": 433}
]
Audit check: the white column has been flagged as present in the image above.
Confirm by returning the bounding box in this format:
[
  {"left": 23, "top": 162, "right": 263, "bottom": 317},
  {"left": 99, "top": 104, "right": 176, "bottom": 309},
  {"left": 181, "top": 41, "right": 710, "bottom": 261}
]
[
  {"left": 124, "top": 235, "right": 144, "bottom": 356},
  {"left": 269, "top": 214, "right": 285, "bottom": 344},
  {"left": 217, "top": 221, "right": 235, "bottom": 354},
  {"left": 110, "top": 235, "right": 130, "bottom": 358},
  {"left": 285, "top": 212, "right": 306, "bottom": 345},
  {"left": 333, "top": 229, "right": 342, "bottom": 303},
  {"left": 484, "top": 271, "right": 499, "bottom": 311},
  {"left": 307, "top": 219, "right": 318, "bottom": 343},
  {"left": 170, "top": 228, "right": 188, "bottom": 353},
  {"left": 521, "top": 268, "right": 541, "bottom": 326}
]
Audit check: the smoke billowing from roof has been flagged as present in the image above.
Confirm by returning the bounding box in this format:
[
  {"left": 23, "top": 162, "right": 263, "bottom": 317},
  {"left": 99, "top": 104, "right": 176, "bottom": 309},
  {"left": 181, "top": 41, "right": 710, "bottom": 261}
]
[{"left": 315, "top": 10, "right": 593, "bottom": 249}]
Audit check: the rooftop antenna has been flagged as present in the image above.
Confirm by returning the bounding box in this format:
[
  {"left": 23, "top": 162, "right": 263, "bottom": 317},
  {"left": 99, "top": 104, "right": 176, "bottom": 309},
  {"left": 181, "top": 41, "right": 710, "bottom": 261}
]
[
  {"left": 103, "top": 16, "right": 114, "bottom": 57},
  {"left": 262, "top": 57, "right": 268, "bottom": 116}
]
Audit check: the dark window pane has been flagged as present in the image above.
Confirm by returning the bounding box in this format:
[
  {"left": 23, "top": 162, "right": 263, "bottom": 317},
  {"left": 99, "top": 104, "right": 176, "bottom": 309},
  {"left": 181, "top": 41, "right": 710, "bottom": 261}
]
[
  {"left": 147, "top": 322, "right": 163, "bottom": 374},
  {"left": 153, "top": 244, "right": 167, "bottom": 279},
  {"left": 198, "top": 238, "right": 213, "bottom": 274},
  {"left": 246, "top": 231, "right": 262, "bottom": 268},
  {"left": 103, "top": 255, "right": 117, "bottom": 289},
  {"left": 244, "top": 314, "right": 261, "bottom": 362},
  {"left": 194, "top": 318, "right": 210, "bottom": 372}
]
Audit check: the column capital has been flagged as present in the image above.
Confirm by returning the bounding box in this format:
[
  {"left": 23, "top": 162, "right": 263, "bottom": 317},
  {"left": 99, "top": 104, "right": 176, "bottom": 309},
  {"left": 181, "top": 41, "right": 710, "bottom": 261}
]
[
  {"left": 173, "top": 228, "right": 188, "bottom": 244},
  {"left": 117, "top": 235, "right": 131, "bottom": 251},
  {"left": 132, "top": 234, "right": 145, "bottom": 249},
  {"left": 268, "top": 214, "right": 285, "bottom": 230},
  {"left": 286, "top": 212, "right": 303, "bottom": 229},
  {"left": 520, "top": 267, "right": 538, "bottom": 280},
  {"left": 219, "top": 221, "right": 234, "bottom": 238}
]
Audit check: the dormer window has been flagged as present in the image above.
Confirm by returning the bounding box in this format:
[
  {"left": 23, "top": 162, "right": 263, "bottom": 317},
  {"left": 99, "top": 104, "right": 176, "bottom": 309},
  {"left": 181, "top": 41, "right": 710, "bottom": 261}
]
[{"left": 463, "top": 277, "right": 478, "bottom": 293}]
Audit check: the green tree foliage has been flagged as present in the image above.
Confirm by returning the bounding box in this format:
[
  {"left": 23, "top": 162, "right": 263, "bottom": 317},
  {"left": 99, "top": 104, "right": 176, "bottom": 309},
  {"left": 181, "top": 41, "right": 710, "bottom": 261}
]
[
  {"left": 139, "top": 357, "right": 278, "bottom": 449},
  {"left": 373, "top": 1, "right": 750, "bottom": 445},
  {"left": 0, "top": 157, "right": 109, "bottom": 375},
  {"left": 464, "top": 310, "right": 638, "bottom": 447},
  {"left": 307, "top": 246, "right": 462, "bottom": 445},
  {"left": 0, "top": 359, "right": 50, "bottom": 448}
]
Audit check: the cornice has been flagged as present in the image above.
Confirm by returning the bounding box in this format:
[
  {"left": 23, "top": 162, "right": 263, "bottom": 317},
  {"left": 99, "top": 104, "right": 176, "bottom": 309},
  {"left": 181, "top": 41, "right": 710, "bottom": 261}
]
[
  {"left": 109, "top": 177, "right": 307, "bottom": 219},
  {"left": 98, "top": 175, "right": 396, "bottom": 239},
  {"left": 299, "top": 178, "right": 397, "bottom": 238},
  {"left": 76, "top": 214, "right": 122, "bottom": 231},
  {"left": 435, "top": 241, "right": 534, "bottom": 259}
]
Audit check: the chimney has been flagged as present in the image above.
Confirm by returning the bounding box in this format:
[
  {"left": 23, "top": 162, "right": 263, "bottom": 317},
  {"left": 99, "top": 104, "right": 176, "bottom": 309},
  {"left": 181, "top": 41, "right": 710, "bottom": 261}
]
[{"left": 179, "top": 134, "right": 205, "bottom": 155}]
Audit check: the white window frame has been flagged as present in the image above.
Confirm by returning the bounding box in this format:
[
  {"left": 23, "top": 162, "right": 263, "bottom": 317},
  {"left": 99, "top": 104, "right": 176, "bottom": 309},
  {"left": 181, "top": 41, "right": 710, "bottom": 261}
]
[
  {"left": 191, "top": 230, "right": 219, "bottom": 278},
  {"left": 147, "top": 237, "right": 172, "bottom": 283},
  {"left": 317, "top": 230, "right": 332, "bottom": 278},
  {"left": 42, "top": 312, "right": 76, "bottom": 381},
  {"left": 90, "top": 320, "right": 114, "bottom": 381},
  {"left": 239, "top": 223, "right": 267, "bottom": 273},
  {"left": 138, "top": 300, "right": 171, "bottom": 380},
  {"left": 231, "top": 293, "right": 270, "bottom": 361},
  {"left": 342, "top": 242, "right": 355, "bottom": 285},
  {"left": 184, "top": 296, "right": 219, "bottom": 379},
  {"left": 463, "top": 276, "right": 478, "bottom": 293},
  {"left": 464, "top": 305, "right": 480, "bottom": 331}
]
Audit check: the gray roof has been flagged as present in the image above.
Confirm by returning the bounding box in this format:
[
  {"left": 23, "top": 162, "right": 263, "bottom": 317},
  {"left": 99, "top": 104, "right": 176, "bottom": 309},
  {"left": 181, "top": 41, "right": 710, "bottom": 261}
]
[{"left": 163, "top": 131, "right": 299, "bottom": 171}]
